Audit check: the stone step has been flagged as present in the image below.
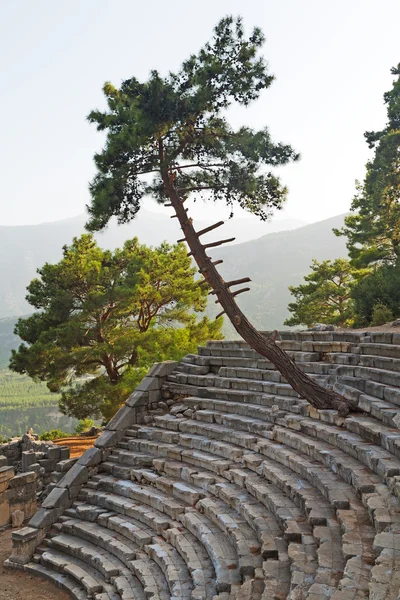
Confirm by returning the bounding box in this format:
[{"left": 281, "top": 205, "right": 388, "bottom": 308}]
[
  {"left": 84, "top": 481, "right": 216, "bottom": 599},
  {"left": 359, "top": 353, "right": 400, "bottom": 374},
  {"left": 170, "top": 372, "right": 301, "bottom": 397},
  {"left": 178, "top": 509, "right": 241, "bottom": 593},
  {"left": 360, "top": 343, "right": 400, "bottom": 359},
  {"left": 163, "top": 382, "right": 303, "bottom": 412},
  {"left": 84, "top": 488, "right": 171, "bottom": 533},
  {"left": 333, "top": 374, "right": 400, "bottom": 406},
  {"left": 4, "top": 559, "right": 88, "bottom": 599},
  {"left": 176, "top": 395, "right": 400, "bottom": 479},
  {"left": 39, "top": 548, "right": 106, "bottom": 597},
  {"left": 48, "top": 533, "right": 122, "bottom": 582},
  {"left": 60, "top": 518, "right": 170, "bottom": 600}
]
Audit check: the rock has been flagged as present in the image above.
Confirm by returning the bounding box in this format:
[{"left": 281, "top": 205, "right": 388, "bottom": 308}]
[
  {"left": 82, "top": 426, "right": 102, "bottom": 436},
  {"left": 308, "top": 323, "right": 335, "bottom": 331},
  {"left": 170, "top": 404, "right": 188, "bottom": 416},
  {"left": 158, "top": 401, "right": 169, "bottom": 411},
  {"left": 183, "top": 409, "right": 194, "bottom": 418},
  {"left": 392, "top": 319, "right": 400, "bottom": 327},
  {"left": 11, "top": 510, "right": 24, "bottom": 528}
]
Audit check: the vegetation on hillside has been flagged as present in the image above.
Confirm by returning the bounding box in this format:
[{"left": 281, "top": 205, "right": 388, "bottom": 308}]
[
  {"left": 0, "top": 369, "right": 76, "bottom": 439},
  {"left": 10, "top": 235, "right": 222, "bottom": 420}
]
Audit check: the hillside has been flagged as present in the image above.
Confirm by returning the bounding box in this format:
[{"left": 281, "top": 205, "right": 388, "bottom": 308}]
[
  {"left": 207, "top": 213, "right": 348, "bottom": 335},
  {"left": 0, "top": 210, "right": 305, "bottom": 318}
]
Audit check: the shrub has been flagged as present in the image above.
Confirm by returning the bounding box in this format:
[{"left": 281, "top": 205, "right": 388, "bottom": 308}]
[
  {"left": 39, "top": 429, "right": 69, "bottom": 441},
  {"left": 75, "top": 419, "right": 95, "bottom": 435},
  {"left": 370, "top": 302, "right": 394, "bottom": 326}
]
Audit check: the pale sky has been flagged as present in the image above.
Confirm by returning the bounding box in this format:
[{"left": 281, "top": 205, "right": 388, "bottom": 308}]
[{"left": 1, "top": 0, "right": 399, "bottom": 226}]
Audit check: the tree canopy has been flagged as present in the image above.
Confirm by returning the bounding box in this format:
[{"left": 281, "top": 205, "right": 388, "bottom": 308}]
[
  {"left": 284, "top": 259, "right": 364, "bottom": 328},
  {"left": 10, "top": 235, "right": 221, "bottom": 419},
  {"left": 335, "top": 64, "right": 400, "bottom": 267},
  {"left": 83, "top": 16, "right": 358, "bottom": 416},
  {"left": 85, "top": 16, "right": 299, "bottom": 232}
]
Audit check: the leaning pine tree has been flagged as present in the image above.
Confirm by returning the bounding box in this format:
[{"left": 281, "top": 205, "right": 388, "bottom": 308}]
[{"left": 86, "top": 17, "right": 355, "bottom": 416}]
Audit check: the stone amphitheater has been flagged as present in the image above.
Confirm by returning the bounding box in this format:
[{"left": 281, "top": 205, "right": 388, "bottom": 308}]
[{"left": 5, "top": 330, "right": 400, "bottom": 599}]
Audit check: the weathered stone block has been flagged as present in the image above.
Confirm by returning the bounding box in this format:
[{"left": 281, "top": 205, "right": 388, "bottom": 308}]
[
  {"left": 10, "top": 526, "right": 41, "bottom": 564},
  {"left": 41, "top": 486, "right": 69, "bottom": 509},
  {"left": 126, "top": 390, "right": 149, "bottom": 407},
  {"left": 46, "top": 446, "right": 61, "bottom": 460},
  {"left": 94, "top": 429, "right": 123, "bottom": 449},
  {"left": 56, "top": 458, "right": 77, "bottom": 472},
  {"left": 7, "top": 472, "right": 36, "bottom": 488},
  {"left": 77, "top": 446, "right": 102, "bottom": 467},
  {"left": 21, "top": 451, "right": 36, "bottom": 472},
  {"left": 29, "top": 506, "right": 62, "bottom": 529},
  {"left": 148, "top": 361, "right": 179, "bottom": 378},
  {"left": 0, "top": 500, "right": 10, "bottom": 527},
  {"left": 135, "top": 376, "right": 160, "bottom": 392},
  {"left": 105, "top": 405, "right": 136, "bottom": 431},
  {"left": 11, "top": 510, "right": 24, "bottom": 528},
  {"left": 0, "top": 466, "right": 14, "bottom": 483},
  {"left": 59, "top": 447, "right": 70, "bottom": 460},
  {"left": 57, "top": 463, "right": 88, "bottom": 489}
]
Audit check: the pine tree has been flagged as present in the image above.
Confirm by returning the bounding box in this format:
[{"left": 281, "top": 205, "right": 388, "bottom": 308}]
[
  {"left": 10, "top": 235, "right": 221, "bottom": 419},
  {"left": 335, "top": 64, "right": 400, "bottom": 267},
  {"left": 86, "top": 16, "right": 357, "bottom": 415},
  {"left": 285, "top": 259, "right": 363, "bottom": 328}
]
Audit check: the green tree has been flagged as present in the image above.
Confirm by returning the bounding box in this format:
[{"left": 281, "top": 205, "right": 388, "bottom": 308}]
[
  {"left": 10, "top": 235, "right": 221, "bottom": 420},
  {"left": 335, "top": 64, "right": 400, "bottom": 267},
  {"left": 284, "top": 259, "right": 363, "bottom": 328},
  {"left": 85, "top": 16, "right": 356, "bottom": 415},
  {"left": 351, "top": 259, "right": 400, "bottom": 325}
]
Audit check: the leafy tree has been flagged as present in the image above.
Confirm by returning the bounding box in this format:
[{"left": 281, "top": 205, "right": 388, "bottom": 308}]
[
  {"left": 284, "top": 259, "right": 363, "bottom": 328},
  {"left": 10, "top": 235, "right": 221, "bottom": 420},
  {"left": 335, "top": 64, "right": 400, "bottom": 266},
  {"left": 351, "top": 259, "right": 400, "bottom": 325},
  {"left": 85, "top": 16, "right": 356, "bottom": 415}
]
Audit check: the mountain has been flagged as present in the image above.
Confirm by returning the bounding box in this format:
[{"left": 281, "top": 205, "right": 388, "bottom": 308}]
[
  {"left": 206, "top": 213, "right": 348, "bottom": 335},
  {"left": 0, "top": 210, "right": 305, "bottom": 318}
]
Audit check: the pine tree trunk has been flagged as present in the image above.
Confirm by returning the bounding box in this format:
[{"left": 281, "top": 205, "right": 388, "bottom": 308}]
[{"left": 164, "top": 177, "right": 355, "bottom": 417}]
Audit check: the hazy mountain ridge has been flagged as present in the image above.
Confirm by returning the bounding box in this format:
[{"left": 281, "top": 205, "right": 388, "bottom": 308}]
[
  {"left": 0, "top": 210, "right": 305, "bottom": 318},
  {"left": 206, "top": 213, "right": 348, "bottom": 335}
]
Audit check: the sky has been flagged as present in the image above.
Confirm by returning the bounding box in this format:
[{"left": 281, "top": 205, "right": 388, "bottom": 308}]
[{"left": 1, "top": 0, "right": 399, "bottom": 227}]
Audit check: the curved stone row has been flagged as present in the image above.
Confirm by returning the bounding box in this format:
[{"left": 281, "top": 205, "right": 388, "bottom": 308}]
[{"left": 6, "top": 331, "right": 400, "bottom": 599}]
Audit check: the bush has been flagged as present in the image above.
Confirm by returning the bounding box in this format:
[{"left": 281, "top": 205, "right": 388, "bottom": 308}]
[
  {"left": 370, "top": 302, "right": 394, "bottom": 326},
  {"left": 351, "top": 260, "right": 400, "bottom": 325},
  {"left": 75, "top": 419, "right": 95, "bottom": 435},
  {"left": 39, "top": 429, "right": 69, "bottom": 441}
]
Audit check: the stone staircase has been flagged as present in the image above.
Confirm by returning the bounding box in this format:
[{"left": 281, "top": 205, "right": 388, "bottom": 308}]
[{"left": 5, "top": 331, "right": 400, "bottom": 599}]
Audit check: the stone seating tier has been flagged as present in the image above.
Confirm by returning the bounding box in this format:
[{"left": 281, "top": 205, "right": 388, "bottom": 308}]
[{"left": 6, "top": 331, "right": 400, "bottom": 599}]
